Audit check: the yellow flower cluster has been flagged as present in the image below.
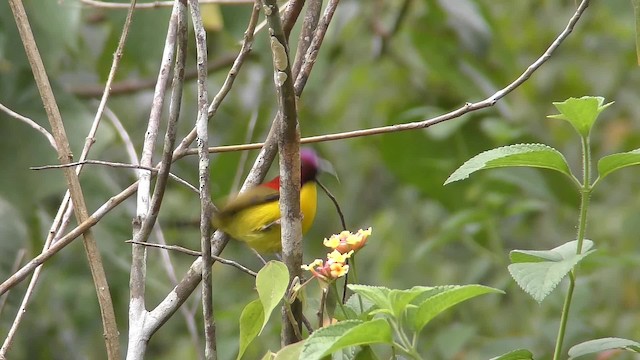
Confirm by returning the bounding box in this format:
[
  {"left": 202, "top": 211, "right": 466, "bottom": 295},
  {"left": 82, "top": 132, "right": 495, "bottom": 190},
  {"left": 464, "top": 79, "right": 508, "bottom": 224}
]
[{"left": 301, "top": 227, "right": 372, "bottom": 283}]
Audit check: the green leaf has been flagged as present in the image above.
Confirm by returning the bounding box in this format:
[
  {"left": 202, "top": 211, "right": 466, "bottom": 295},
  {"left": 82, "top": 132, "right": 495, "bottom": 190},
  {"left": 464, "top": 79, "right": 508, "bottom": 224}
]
[
  {"left": 273, "top": 341, "right": 304, "bottom": 360},
  {"left": 597, "top": 148, "right": 640, "bottom": 182},
  {"left": 256, "top": 261, "right": 289, "bottom": 333},
  {"left": 568, "top": 337, "right": 640, "bottom": 358},
  {"left": 387, "top": 286, "right": 433, "bottom": 319},
  {"left": 489, "top": 349, "right": 535, "bottom": 360},
  {"left": 548, "top": 96, "right": 613, "bottom": 137},
  {"left": 299, "top": 319, "right": 393, "bottom": 360},
  {"left": 347, "top": 285, "right": 392, "bottom": 312},
  {"left": 237, "top": 299, "right": 265, "bottom": 360},
  {"left": 508, "top": 240, "right": 595, "bottom": 303},
  {"left": 444, "top": 144, "right": 573, "bottom": 185},
  {"left": 411, "top": 285, "right": 503, "bottom": 332}
]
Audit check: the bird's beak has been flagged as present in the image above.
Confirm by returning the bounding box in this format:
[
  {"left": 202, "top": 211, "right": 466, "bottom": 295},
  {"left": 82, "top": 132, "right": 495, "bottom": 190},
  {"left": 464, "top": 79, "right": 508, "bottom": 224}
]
[{"left": 317, "top": 156, "right": 339, "bottom": 182}]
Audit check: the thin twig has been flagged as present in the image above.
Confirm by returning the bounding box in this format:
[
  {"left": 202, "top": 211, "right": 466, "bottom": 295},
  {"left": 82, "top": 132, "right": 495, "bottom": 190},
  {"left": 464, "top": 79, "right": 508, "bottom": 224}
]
[
  {"left": 126, "top": 241, "right": 258, "bottom": 277},
  {"left": 0, "top": 102, "right": 57, "bottom": 151},
  {"left": 293, "top": 0, "right": 340, "bottom": 95},
  {"left": 80, "top": 0, "right": 252, "bottom": 9},
  {"left": 30, "top": 160, "right": 199, "bottom": 194},
  {"left": 187, "top": 0, "right": 216, "bottom": 356},
  {"left": 127, "top": 0, "right": 184, "bottom": 358},
  {"left": 6, "top": 0, "right": 121, "bottom": 358},
  {"left": 281, "top": 0, "right": 305, "bottom": 40},
  {"left": 0, "top": 249, "right": 26, "bottom": 318},
  {"left": 317, "top": 179, "right": 346, "bottom": 230},
  {"left": 291, "top": 0, "right": 323, "bottom": 79}
]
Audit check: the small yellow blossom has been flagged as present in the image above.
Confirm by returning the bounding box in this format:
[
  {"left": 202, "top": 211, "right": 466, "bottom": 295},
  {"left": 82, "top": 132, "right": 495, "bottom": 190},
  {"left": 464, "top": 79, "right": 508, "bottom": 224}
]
[
  {"left": 329, "top": 262, "right": 349, "bottom": 278},
  {"left": 323, "top": 227, "right": 372, "bottom": 254},
  {"left": 327, "top": 249, "right": 353, "bottom": 263}
]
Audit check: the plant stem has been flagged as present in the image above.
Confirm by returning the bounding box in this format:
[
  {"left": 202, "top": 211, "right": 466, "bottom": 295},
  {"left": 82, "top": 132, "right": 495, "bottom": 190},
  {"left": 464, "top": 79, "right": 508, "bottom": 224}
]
[
  {"left": 552, "top": 135, "right": 592, "bottom": 360},
  {"left": 349, "top": 255, "right": 365, "bottom": 312},
  {"left": 331, "top": 282, "right": 349, "bottom": 319}
]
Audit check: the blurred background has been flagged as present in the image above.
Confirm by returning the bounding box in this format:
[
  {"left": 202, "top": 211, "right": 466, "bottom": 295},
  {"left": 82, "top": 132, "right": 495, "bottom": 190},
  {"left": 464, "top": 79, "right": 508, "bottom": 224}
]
[{"left": 1, "top": 0, "right": 639, "bottom": 359}]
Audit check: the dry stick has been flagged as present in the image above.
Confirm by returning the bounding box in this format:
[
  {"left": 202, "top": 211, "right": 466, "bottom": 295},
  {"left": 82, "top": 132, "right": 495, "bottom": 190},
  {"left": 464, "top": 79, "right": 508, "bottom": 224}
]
[
  {"left": 0, "top": 249, "right": 26, "bottom": 318},
  {"left": 30, "top": 160, "right": 199, "bottom": 194},
  {"left": 70, "top": 53, "right": 239, "bottom": 98},
  {"left": 293, "top": 0, "right": 339, "bottom": 94},
  {"left": 0, "top": 102, "right": 57, "bottom": 150},
  {"left": 126, "top": 241, "right": 258, "bottom": 276},
  {"left": 103, "top": 106, "right": 205, "bottom": 360},
  {"left": 261, "top": 0, "right": 304, "bottom": 345},
  {"left": 80, "top": 0, "right": 252, "bottom": 9},
  {"left": 6, "top": 0, "right": 121, "bottom": 359},
  {"left": 127, "top": 0, "right": 183, "bottom": 358},
  {"left": 187, "top": 0, "right": 216, "bottom": 357},
  {"left": 0, "top": 0, "right": 589, "bottom": 298},
  {"left": 281, "top": 0, "right": 305, "bottom": 40},
  {"left": 291, "top": 0, "right": 323, "bottom": 79}
]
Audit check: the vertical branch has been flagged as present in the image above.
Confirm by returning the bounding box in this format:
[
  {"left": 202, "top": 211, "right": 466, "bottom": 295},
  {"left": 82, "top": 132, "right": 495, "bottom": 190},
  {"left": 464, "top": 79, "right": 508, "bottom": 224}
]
[
  {"left": 7, "top": 0, "right": 121, "bottom": 359},
  {"left": 261, "top": 0, "right": 302, "bottom": 345},
  {"left": 127, "top": 0, "right": 185, "bottom": 358},
  {"left": 291, "top": 0, "right": 322, "bottom": 79},
  {"left": 188, "top": 0, "right": 216, "bottom": 358},
  {"left": 293, "top": 0, "right": 340, "bottom": 94}
]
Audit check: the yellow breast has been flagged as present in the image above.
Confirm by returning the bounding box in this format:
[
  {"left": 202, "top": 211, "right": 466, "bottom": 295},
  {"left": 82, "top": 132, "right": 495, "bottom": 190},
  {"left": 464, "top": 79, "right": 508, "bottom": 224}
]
[{"left": 213, "top": 181, "right": 317, "bottom": 253}]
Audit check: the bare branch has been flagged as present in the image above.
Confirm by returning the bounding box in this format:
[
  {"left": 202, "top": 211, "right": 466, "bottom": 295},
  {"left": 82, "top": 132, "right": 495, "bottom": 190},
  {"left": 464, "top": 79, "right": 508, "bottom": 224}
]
[
  {"left": 293, "top": 0, "right": 340, "bottom": 95},
  {"left": 30, "top": 160, "right": 199, "bottom": 194},
  {"left": 291, "top": 0, "right": 322, "bottom": 79},
  {"left": 0, "top": 102, "right": 57, "bottom": 151},
  {"left": 261, "top": 0, "right": 303, "bottom": 344},
  {"left": 6, "top": 0, "right": 121, "bottom": 358},
  {"left": 127, "top": 0, "right": 185, "bottom": 358},
  {"left": 126, "top": 241, "right": 258, "bottom": 276},
  {"left": 187, "top": 0, "right": 216, "bottom": 356}
]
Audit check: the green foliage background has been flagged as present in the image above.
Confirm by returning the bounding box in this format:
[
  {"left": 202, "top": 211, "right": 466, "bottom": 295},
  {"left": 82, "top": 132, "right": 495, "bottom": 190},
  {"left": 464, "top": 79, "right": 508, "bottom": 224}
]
[{"left": 1, "top": 0, "right": 639, "bottom": 359}]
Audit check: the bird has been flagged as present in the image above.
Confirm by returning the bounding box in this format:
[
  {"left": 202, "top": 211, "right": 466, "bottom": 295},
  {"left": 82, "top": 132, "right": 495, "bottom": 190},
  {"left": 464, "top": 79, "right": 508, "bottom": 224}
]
[{"left": 211, "top": 149, "right": 327, "bottom": 253}]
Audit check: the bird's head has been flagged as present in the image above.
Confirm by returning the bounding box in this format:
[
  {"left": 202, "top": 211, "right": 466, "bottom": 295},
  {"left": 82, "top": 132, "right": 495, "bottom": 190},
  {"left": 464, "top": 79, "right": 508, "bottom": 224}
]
[{"left": 301, "top": 148, "right": 334, "bottom": 184}]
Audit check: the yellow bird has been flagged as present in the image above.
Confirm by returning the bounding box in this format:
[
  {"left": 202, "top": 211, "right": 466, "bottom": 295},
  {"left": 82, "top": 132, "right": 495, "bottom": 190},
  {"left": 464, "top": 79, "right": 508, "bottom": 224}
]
[{"left": 212, "top": 149, "right": 325, "bottom": 253}]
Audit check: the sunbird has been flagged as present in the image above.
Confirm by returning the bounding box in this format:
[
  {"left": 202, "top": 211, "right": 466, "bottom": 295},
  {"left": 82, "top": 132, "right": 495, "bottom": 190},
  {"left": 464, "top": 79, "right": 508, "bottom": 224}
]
[{"left": 212, "top": 149, "right": 327, "bottom": 253}]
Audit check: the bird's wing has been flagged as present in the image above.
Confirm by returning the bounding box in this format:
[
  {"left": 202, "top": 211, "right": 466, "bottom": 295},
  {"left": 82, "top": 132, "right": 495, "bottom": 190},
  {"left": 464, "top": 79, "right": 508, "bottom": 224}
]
[{"left": 216, "top": 185, "right": 280, "bottom": 218}]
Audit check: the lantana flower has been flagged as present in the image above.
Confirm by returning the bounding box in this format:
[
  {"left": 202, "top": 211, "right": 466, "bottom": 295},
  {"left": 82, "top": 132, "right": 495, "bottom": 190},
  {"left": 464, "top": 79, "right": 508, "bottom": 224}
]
[
  {"left": 323, "top": 227, "right": 372, "bottom": 254},
  {"left": 302, "top": 257, "right": 350, "bottom": 283}
]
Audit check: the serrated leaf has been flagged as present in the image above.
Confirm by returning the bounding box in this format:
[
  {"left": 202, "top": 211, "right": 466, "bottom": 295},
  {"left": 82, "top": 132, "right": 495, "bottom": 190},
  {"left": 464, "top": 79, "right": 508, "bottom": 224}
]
[
  {"left": 489, "top": 349, "right": 535, "bottom": 360},
  {"left": 273, "top": 341, "right": 304, "bottom": 360},
  {"left": 256, "top": 261, "right": 289, "bottom": 332},
  {"left": 568, "top": 337, "right": 640, "bottom": 358},
  {"left": 444, "top": 144, "right": 572, "bottom": 185},
  {"left": 597, "top": 148, "right": 640, "bottom": 182},
  {"left": 411, "top": 285, "right": 504, "bottom": 333},
  {"left": 388, "top": 286, "right": 433, "bottom": 319},
  {"left": 237, "top": 299, "right": 264, "bottom": 360},
  {"left": 508, "top": 240, "right": 595, "bottom": 303},
  {"left": 510, "top": 240, "right": 594, "bottom": 263},
  {"left": 299, "top": 319, "right": 393, "bottom": 360},
  {"left": 548, "top": 96, "right": 613, "bottom": 137}
]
